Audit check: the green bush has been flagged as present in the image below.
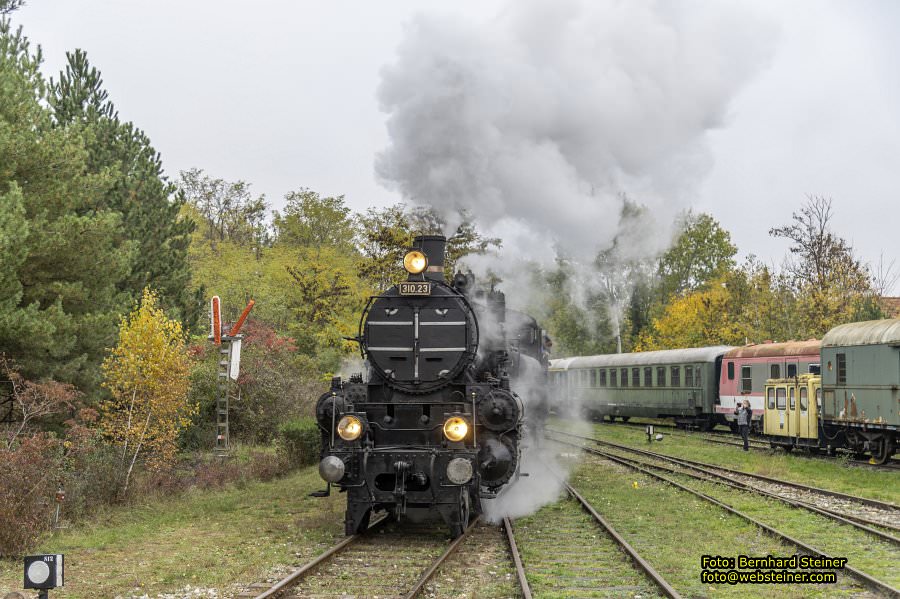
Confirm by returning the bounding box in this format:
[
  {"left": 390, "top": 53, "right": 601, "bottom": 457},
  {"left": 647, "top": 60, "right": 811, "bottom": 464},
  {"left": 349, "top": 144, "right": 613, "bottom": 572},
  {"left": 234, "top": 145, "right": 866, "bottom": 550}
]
[{"left": 278, "top": 417, "right": 320, "bottom": 468}]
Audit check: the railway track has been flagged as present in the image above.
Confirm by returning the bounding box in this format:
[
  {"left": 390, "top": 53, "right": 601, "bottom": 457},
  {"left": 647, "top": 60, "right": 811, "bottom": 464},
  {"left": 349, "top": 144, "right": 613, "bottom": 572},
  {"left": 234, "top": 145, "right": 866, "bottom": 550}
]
[
  {"left": 240, "top": 516, "right": 485, "bottom": 599},
  {"left": 601, "top": 418, "right": 900, "bottom": 469},
  {"left": 501, "top": 459, "right": 681, "bottom": 598},
  {"left": 550, "top": 427, "right": 899, "bottom": 514},
  {"left": 546, "top": 430, "right": 900, "bottom": 598}
]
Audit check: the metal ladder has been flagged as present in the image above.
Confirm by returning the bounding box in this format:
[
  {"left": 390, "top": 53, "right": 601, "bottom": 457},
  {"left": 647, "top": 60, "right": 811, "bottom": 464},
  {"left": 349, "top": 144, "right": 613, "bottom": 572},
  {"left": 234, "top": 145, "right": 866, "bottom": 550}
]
[{"left": 215, "top": 342, "right": 232, "bottom": 456}]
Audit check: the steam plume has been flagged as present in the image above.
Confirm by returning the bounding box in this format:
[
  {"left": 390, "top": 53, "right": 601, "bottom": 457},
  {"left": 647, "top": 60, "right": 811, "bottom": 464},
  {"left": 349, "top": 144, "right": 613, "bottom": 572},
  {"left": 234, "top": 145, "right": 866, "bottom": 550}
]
[
  {"left": 377, "top": 0, "right": 775, "bottom": 260},
  {"left": 376, "top": 0, "right": 776, "bottom": 519}
]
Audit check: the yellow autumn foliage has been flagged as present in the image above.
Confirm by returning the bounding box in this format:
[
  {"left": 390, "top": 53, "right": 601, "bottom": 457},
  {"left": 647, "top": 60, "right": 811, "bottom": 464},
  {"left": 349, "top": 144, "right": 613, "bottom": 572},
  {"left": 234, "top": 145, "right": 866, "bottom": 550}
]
[
  {"left": 637, "top": 281, "right": 744, "bottom": 350},
  {"left": 101, "top": 288, "right": 195, "bottom": 484}
]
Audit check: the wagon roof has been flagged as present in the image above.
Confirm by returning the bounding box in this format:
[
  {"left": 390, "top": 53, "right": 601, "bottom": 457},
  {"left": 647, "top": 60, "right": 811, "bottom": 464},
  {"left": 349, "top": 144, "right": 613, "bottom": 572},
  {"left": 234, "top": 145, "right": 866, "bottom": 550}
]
[
  {"left": 549, "top": 346, "right": 733, "bottom": 370},
  {"left": 822, "top": 318, "right": 900, "bottom": 347},
  {"left": 724, "top": 339, "right": 821, "bottom": 359}
]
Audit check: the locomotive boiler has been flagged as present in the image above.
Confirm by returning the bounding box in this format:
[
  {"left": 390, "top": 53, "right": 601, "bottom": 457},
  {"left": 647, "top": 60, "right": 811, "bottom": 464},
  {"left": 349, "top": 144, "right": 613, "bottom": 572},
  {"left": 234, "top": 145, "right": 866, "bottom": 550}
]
[{"left": 315, "top": 235, "right": 544, "bottom": 537}]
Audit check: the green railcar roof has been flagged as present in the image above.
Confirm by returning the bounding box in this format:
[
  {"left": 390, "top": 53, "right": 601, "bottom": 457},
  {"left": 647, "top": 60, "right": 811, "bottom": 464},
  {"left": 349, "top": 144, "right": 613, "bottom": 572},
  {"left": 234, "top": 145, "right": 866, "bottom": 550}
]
[{"left": 822, "top": 318, "right": 900, "bottom": 347}]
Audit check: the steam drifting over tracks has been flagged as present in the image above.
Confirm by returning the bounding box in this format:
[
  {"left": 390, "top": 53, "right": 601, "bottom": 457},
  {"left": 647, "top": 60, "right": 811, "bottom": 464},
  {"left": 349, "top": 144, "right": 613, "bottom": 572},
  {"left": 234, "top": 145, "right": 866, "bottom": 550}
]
[
  {"left": 242, "top": 517, "right": 480, "bottom": 599},
  {"left": 547, "top": 431, "right": 900, "bottom": 598}
]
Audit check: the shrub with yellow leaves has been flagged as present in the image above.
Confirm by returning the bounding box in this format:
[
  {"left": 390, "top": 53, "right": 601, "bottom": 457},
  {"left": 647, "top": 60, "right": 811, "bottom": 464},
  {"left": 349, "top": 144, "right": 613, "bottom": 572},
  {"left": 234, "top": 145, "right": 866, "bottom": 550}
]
[{"left": 101, "top": 288, "right": 195, "bottom": 496}]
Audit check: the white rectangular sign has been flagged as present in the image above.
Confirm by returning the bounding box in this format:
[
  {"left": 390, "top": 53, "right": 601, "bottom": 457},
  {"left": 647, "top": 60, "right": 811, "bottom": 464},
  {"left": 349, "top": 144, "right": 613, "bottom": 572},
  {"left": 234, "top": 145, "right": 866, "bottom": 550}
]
[{"left": 229, "top": 338, "right": 242, "bottom": 381}]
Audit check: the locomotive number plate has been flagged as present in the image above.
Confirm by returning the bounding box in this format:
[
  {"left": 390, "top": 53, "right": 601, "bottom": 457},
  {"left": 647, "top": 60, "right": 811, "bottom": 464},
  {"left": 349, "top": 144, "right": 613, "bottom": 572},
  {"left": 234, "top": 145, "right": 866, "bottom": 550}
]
[{"left": 399, "top": 282, "right": 432, "bottom": 296}]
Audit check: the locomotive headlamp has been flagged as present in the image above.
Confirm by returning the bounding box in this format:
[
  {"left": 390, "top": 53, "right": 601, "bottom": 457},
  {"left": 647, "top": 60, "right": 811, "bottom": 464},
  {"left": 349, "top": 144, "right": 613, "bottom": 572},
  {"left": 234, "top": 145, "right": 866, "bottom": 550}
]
[
  {"left": 403, "top": 250, "right": 428, "bottom": 274},
  {"left": 337, "top": 415, "right": 363, "bottom": 441},
  {"left": 443, "top": 416, "right": 469, "bottom": 442}
]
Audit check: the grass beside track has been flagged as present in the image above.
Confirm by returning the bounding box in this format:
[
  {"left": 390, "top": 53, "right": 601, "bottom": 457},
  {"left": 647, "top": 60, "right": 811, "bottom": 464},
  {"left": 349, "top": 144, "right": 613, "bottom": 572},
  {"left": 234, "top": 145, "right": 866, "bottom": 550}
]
[
  {"left": 0, "top": 466, "right": 345, "bottom": 598},
  {"left": 654, "top": 467, "right": 900, "bottom": 588},
  {"left": 576, "top": 419, "right": 900, "bottom": 505},
  {"left": 568, "top": 452, "right": 868, "bottom": 598}
]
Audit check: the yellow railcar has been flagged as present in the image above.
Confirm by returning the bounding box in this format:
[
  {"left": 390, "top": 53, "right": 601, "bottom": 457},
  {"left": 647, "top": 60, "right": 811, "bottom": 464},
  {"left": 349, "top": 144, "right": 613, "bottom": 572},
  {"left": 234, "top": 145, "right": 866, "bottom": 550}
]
[{"left": 763, "top": 374, "right": 822, "bottom": 451}]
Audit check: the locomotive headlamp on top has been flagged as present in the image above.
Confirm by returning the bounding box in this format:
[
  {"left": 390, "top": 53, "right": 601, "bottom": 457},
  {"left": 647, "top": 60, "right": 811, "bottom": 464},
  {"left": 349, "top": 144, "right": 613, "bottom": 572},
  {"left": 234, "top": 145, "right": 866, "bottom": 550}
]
[
  {"left": 443, "top": 416, "right": 469, "bottom": 442},
  {"left": 403, "top": 250, "right": 428, "bottom": 274},
  {"left": 337, "top": 415, "right": 363, "bottom": 441},
  {"left": 24, "top": 554, "right": 64, "bottom": 596}
]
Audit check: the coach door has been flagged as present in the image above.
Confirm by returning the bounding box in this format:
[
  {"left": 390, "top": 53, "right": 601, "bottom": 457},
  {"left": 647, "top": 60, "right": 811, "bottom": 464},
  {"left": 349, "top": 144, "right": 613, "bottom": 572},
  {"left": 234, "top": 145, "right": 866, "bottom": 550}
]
[
  {"left": 786, "top": 384, "right": 797, "bottom": 439},
  {"left": 763, "top": 383, "right": 781, "bottom": 436},
  {"left": 798, "top": 376, "right": 820, "bottom": 440}
]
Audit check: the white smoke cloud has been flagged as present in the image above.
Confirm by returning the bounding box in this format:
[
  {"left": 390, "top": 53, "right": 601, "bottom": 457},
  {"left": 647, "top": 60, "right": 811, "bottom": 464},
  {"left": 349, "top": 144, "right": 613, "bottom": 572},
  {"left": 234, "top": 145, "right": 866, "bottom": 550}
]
[
  {"left": 375, "top": 0, "right": 776, "bottom": 519},
  {"left": 376, "top": 0, "right": 776, "bottom": 262}
]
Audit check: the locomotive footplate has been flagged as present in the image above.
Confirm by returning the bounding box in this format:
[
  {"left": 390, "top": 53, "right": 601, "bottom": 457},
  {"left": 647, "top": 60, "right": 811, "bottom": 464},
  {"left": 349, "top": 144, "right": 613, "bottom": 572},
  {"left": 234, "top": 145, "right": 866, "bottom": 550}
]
[{"left": 330, "top": 448, "right": 479, "bottom": 535}]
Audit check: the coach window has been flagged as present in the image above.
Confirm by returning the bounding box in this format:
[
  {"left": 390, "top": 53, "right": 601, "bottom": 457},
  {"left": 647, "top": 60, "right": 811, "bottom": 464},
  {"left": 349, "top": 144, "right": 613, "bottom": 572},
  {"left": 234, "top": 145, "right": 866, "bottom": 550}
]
[
  {"left": 610, "top": 369, "right": 617, "bottom": 387},
  {"left": 816, "top": 387, "right": 822, "bottom": 409},
  {"left": 799, "top": 387, "right": 808, "bottom": 411},
  {"left": 632, "top": 368, "right": 640, "bottom": 387},
  {"left": 599, "top": 369, "right": 607, "bottom": 387},
  {"left": 590, "top": 369, "right": 597, "bottom": 387},
  {"left": 685, "top": 366, "right": 694, "bottom": 387},
  {"left": 644, "top": 367, "right": 652, "bottom": 387},
  {"left": 770, "top": 363, "right": 781, "bottom": 379},
  {"left": 776, "top": 387, "right": 786, "bottom": 410},
  {"left": 671, "top": 366, "right": 681, "bottom": 387},
  {"left": 740, "top": 366, "right": 752, "bottom": 394},
  {"left": 808, "top": 363, "right": 821, "bottom": 375},
  {"left": 695, "top": 367, "right": 702, "bottom": 387},
  {"left": 789, "top": 387, "right": 795, "bottom": 410},
  {"left": 836, "top": 353, "right": 847, "bottom": 385},
  {"left": 621, "top": 368, "right": 629, "bottom": 387},
  {"left": 767, "top": 387, "right": 775, "bottom": 409},
  {"left": 657, "top": 367, "right": 666, "bottom": 387},
  {"left": 727, "top": 361, "right": 735, "bottom": 380},
  {"left": 787, "top": 363, "right": 797, "bottom": 378}
]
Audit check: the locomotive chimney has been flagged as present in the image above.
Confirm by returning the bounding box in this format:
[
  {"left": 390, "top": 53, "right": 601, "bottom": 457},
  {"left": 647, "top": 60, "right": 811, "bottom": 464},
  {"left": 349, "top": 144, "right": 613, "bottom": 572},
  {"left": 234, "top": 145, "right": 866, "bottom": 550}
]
[{"left": 413, "top": 234, "right": 446, "bottom": 282}]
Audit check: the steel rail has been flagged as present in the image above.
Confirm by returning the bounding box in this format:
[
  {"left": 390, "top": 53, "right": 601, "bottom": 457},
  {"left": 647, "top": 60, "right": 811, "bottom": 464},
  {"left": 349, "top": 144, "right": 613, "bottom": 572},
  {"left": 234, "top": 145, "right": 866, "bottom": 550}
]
[
  {"left": 549, "top": 427, "right": 899, "bottom": 512},
  {"left": 595, "top": 445, "right": 900, "bottom": 545},
  {"left": 563, "top": 482, "right": 684, "bottom": 599},
  {"left": 252, "top": 519, "right": 380, "bottom": 599},
  {"left": 403, "top": 516, "right": 480, "bottom": 599},
  {"left": 595, "top": 418, "right": 899, "bottom": 467},
  {"left": 553, "top": 431, "right": 900, "bottom": 543},
  {"left": 501, "top": 517, "right": 533, "bottom": 599},
  {"left": 549, "top": 435, "right": 900, "bottom": 599}
]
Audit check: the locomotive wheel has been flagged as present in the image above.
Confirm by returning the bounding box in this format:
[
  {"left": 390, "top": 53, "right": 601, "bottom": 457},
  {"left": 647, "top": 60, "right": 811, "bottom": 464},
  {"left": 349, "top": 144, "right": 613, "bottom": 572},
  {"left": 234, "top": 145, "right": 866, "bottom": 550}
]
[
  {"left": 355, "top": 508, "right": 371, "bottom": 534},
  {"left": 450, "top": 490, "right": 471, "bottom": 539},
  {"left": 621, "top": 416, "right": 630, "bottom": 423}
]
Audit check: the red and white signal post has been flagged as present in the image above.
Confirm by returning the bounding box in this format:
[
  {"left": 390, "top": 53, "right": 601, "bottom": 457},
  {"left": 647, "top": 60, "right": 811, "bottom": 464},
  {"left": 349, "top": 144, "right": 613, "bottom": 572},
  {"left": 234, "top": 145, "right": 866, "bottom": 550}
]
[{"left": 209, "top": 297, "right": 255, "bottom": 455}]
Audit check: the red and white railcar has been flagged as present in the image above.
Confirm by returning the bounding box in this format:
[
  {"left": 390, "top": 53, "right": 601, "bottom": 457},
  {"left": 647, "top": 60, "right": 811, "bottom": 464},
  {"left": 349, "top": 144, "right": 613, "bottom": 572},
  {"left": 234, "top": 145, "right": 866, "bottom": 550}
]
[{"left": 718, "top": 340, "right": 821, "bottom": 429}]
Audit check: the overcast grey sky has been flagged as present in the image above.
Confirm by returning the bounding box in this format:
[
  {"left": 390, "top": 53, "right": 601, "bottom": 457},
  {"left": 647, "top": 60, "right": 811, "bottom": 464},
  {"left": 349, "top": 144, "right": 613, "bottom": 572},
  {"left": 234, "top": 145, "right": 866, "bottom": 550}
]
[{"left": 12, "top": 0, "right": 900, "bottom": 290}]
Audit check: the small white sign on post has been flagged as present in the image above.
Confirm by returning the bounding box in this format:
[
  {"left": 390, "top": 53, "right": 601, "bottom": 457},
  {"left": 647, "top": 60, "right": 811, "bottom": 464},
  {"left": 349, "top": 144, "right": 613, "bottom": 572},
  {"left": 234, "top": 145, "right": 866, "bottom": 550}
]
[{"left": 229, "top": 338, "right": 242, "bottom": 381}]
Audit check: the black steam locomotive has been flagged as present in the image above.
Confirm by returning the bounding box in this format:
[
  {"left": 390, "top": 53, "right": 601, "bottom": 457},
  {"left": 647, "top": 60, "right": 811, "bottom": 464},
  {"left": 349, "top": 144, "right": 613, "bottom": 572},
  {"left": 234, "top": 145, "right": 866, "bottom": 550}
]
[{"left": 315, "top": 235, "right": 547, "bottom": 537}]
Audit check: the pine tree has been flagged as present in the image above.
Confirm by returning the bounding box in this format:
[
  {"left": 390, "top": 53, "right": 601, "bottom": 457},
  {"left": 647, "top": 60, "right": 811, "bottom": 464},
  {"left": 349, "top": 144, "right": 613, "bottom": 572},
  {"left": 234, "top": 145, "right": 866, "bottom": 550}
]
[
  {"left": 50, "top": 50, "right": 198, "bottom": 329},
  {"left": 0, "top": 23, "right": 132, "bottom": 389}
]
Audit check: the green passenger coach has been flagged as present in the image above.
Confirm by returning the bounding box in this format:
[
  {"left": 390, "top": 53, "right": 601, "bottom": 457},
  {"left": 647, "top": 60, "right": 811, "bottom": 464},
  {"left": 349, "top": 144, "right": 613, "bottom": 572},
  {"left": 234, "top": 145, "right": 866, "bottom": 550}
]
[
  {"left": 549, "top": 346, "right": 733, "bottom": 430},
  {"left": 820, "top": 318, "right": 900, "bottom": 463}
]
